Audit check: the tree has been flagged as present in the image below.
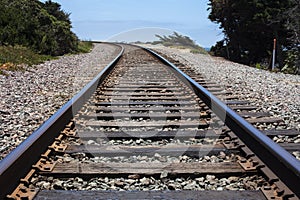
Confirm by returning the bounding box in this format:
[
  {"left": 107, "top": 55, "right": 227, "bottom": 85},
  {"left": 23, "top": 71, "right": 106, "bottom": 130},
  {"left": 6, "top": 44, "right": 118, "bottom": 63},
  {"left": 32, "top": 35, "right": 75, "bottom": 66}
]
[
  {"left": 43, "top": 0, "right": 71, "bottom": 24},
  {"left": 0, "top": 0, "right": 78, "bottom": 56},
  {"left": 155, "top": 32, "right": 200, "bottom": 48},
  {"left": 283, "top": 0, "right": 300, "bottom": 74},
  {"left": 208, "top": 0, "right": 298, "bottom": 73}
]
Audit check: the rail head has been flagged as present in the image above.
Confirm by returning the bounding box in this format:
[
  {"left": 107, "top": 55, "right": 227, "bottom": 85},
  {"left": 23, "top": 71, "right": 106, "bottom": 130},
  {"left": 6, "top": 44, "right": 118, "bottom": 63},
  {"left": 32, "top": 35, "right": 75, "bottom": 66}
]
[
  {"left": 0, "top": 43, "right": 124, "bottom": 198},
  {"left": 142, "top": 46, "right": 300, "bottom": 198}
]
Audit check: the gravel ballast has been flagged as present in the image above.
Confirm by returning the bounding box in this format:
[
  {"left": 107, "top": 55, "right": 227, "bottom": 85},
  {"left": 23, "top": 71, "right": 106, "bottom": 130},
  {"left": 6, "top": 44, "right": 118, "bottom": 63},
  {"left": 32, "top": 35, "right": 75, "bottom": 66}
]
[
  {"left": 0, "top": 43, "right": 120, "bottom": 160},
  {"left": 32, "top": 174, "right": 265, "bottom": 191},
  {"left": 1, "top": 43, "right": 299, "bottom": 160}
]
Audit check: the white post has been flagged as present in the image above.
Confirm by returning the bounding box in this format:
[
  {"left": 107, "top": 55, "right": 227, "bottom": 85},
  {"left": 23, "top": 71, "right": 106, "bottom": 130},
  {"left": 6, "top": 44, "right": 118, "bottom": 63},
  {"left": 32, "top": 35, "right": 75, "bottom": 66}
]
[{"left": 272, "top": 38, "right": 276, "bottom": 71}]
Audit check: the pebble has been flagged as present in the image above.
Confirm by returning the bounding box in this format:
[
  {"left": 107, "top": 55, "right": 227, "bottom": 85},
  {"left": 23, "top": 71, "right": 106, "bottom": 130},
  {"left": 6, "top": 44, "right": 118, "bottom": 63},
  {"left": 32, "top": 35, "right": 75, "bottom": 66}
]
[
  {"left": 53, "top": 180, "right": 64, "bottom": 189},
  {"left": 125, "top": 179, "right": 136, "bottom": 185},
  {"left": 160, "top": 171, "right": 168, "bottom": 178},
  {"left": 292, "top": 151, "right": 300, "bottom": 160},
  {"left": 32, "top": 174, "right": 265, "bottom": 192},
  {"left": 167, "top": 184, "right": 177, "bottom": 190},
  {"left": 114, "top": 180, "right": 124, "bottom": 187},
  {"left": 140, "top": 177, "right": 150, "bottom": 185},
  {"left": 228, "top": 176, "right": 240, "bottom": 183},
  {"left": 154, "top": 153, "right": 161, "bottom": 158},
  {"left": 89, "top": 182, "right": 98, "bottom": 187},
  {"left": 128, "top": 174, "right": 140, "bottom": 179}
]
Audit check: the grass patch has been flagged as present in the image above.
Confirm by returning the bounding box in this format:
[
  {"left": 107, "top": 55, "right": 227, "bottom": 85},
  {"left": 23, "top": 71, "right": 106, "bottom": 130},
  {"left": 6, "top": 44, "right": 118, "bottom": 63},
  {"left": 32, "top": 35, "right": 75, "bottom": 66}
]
[
  {"left": 77, "top": 41, "right": 94, "bottom": 53},
  {"left": 0, "top": 45, "right": 53, "bottom": 74},
  {"left": 0, "top": 41, "right": 94, "bottom": 75},
  {"left": 190, "top": 48, "right": 208, "bottom": 54}
]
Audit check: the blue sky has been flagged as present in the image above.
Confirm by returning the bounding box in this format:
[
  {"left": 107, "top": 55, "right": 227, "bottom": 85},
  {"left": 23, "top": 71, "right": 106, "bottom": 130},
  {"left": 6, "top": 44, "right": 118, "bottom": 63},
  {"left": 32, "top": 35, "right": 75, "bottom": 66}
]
[{"left": 42, "top": 0, "right": 224, "bottom": 47}]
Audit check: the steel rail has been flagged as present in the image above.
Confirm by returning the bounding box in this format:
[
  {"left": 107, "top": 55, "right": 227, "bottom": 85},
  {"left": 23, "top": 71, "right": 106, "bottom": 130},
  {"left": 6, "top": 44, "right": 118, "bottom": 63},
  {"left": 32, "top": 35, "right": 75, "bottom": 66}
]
[
  {"left": 143, "top": 47, "right": 300, "bottom": 198},
  {"left": 0, "top": 44, "right": 124, "bottom": 198}
]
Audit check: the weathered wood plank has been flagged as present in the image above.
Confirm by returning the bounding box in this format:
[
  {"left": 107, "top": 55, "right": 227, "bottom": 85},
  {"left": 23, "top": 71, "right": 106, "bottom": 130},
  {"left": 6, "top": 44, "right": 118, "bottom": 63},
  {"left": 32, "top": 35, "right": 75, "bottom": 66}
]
[
  {"left": 77, "top": 129, "right": 218, "bottom": 139},
  {"left": 246, "top": 117, "right": 283, "bottom": 124},
  {"left": 229, "top": 105, "right": 257, "bottom": 111},
  {"left": 238, "top": 112, "right": 271, "bottom": 118},
  {"left": 279, "top": 143, "right": 300, "bottom": 152},
  {"left": 65, "top": 144, "right": 233, "bottom": 157},
  {"left": 103, "top": 85, "right": 182, "bottom": 88},
  {"left": 196, "top": 81, "right": 217, "bottom": 85},
  {"left": 218, "top": 95, "right": 239, "bottom": 100},
  {"left": 99, "top": 88, "right": 183, "bottom": 92},
  {"left": 201, "top": 84, "right": 221, "bottom": 88},
  {"left": 224, "top": 100, "right": 250, "bottom": 105},
  {"left": 212, "top": 91, "right": 233, "bottom": 95},
  {"left": 95, "top": 101, "right": 198, "bottom": 106},
  {"left": 36, "top": 190, "right": 266, "bottom": 200},
  {"left": 113, "top": 78, "right": 175, "bottom": 81},
  {"left": 86, "top": 120, "right": 208, "bottom": 128},
  {"left": 206, "top": 88, "right": 224, "bottom": 92},
  {"left": 95, "top": 96, "right": 193, "bottom": 101},
  {"left": 97, "top": 91, "right": 187, "bottom": 96},
  {"left": 262, "top": 129, "right": 300, "bottom": 136},
  {"left": 83, "top": 112, "right": 207, "bottom": 119},
  {"left": 111, "top": 81, "right": 179, "bottom": 85},
  {"left": 94, "top": 106, "right": 202, "bottom": 113},
  {"left": 45, "top": 162, "right": 250, "bottom": 175}
]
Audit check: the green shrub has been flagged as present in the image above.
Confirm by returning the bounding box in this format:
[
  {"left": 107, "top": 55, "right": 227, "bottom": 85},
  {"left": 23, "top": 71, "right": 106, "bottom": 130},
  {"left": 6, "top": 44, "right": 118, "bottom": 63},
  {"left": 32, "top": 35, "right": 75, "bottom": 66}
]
[
  {"left": 77, "top": 41, "right": 94, "bottom": 53},
  {"left": 0, "top": 45, "right": 53, "bottom": 74},
  {"left": 281, "top": 50, "right": 300, "bottom": 74},
  {"left": 0, "top": 45, "right": 52, "bottom": 65},
  {"left": 0, "top": 0, "right": 79, "bottom": 56}
]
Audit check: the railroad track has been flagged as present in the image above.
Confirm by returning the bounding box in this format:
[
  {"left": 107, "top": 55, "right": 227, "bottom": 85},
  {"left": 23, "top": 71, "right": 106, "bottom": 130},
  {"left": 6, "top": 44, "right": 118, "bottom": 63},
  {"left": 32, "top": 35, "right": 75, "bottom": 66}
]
[{"left": 0, "top": 44, "right": 299, "bottom": 199}]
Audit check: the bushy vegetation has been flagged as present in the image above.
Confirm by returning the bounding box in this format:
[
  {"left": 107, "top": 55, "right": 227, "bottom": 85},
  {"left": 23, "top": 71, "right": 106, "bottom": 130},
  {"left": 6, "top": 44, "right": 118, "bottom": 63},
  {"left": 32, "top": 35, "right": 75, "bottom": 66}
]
[
  {"left": 0, "top": 45, "right": 52, "bottom": 65},
  {"left": 77, "top": 41, "right": 94, "bottom": 53},
  {"left": 153, "top": 32, "right": 208, "bottom": 54},
  {"left": 0, "top": 41, "right": 93, "bottom": 75},
  {"left": 0, "top": 0, "right": 94, "bottom": 74},
  {"left": 0, "top": 0, "right": 78, "bottom": 56},
  {"left": 0, "top": 46, "right": 53, "bottom": 75},
  {"left": 208, "top": 0, "right": 299, "bottom": 74}
]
